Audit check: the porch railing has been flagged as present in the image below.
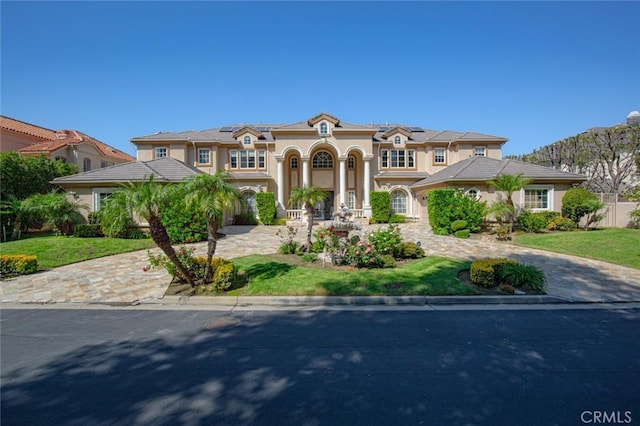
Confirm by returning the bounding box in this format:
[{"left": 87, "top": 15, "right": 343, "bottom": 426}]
[{"left": 285, "top": 209, "right": 366, "bottom": 221}]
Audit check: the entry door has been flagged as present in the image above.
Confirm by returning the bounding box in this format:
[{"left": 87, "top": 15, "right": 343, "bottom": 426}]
[{"left": 314, "top": 191, "right": 334, "bottom": 220}]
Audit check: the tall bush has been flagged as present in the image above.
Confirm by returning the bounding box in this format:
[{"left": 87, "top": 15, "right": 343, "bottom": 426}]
[
  {"left": 427, "top": 189, "right": 485, "bottom": 233},
  {"left": 370, "top": 191, "right": 391, "bottom": 223},
  {"left": 562, "top": 188, "right": 599, "bottom": 224},
  {"left": 158, "top": 186, "right": 207, "bottom": 244},
  {"left": 256, "top": 192, "right": 276, "bottom": 225}
]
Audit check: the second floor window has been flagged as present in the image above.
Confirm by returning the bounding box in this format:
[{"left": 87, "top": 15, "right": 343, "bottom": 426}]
[
  {"left": 434, "top": 148, "right": 446, "bottom": 164},
  {"left": 320, "top": 122, "right": 328, "bottom": 134},
  {"left": 230, "top": 149, "right": 266, "bottom": 169},
  {"left": 312, "top": 151, "right": 333, "bottom": 168},
  {"left": 290, "top": 157, "right": 298, "bottom": 169},
  {"left": 243, "top": 136, "right": 251, "bottom": 145},
  {"left": 155, "top": 147, "right": 167, "bottom": 158},
  {"left": 83, "top": 158, "right": 91, "bottom": 172},
  {"left": 101, "top": 160, "right": 114, "bottom": 168},
  {"left": 198, "top": 148, "right": 210, "bottom": 164},
  {"left": 348, "top": 156, "right": 355, "bottom": 169},
  {"left": 474, "top": 147, "right": 486, "bottom": 157},
  {"left": 381, "top": 149, "right": 415, "bottom": 168},
  {"left": 394, "top": 136, "right": 401, "bottom": 145}
]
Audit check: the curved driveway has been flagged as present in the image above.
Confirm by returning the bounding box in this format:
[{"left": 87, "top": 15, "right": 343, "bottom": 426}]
[{"left": 2, "top": 223, "right": 639, "bottom": 304}]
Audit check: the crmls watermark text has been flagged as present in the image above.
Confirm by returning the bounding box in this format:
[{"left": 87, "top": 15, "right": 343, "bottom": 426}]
[{"left": 581, "top": 411, "right": 632, "bottom": 424}]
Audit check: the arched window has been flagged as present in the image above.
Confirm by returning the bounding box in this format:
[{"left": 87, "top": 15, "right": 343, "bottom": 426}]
[
  {"left": 312, "top": 151, "right": 333, "bottom": 168},
  {"left": 243, "top": 135, "right": 251, "bottom": 145},
  {"left": 390, "top": 190, "right": 407, "bottom": 214},
  {"left": 320, "top": 122, "right": 328, "bottom": 134},
  {"left": 348, "top": 156, "right": 355, "bottom": 169},
  {"left": 243, "top": 191, "right": 257, "bottom": 214},
  {"left": 290, "top": 157, "right": 298, "bottom": 169},
  {"left": 465, "top": 187, "right": 481, "bottom": 200},
  {"left": 394, "top": 136, "right": 401, "bottom": 145}
]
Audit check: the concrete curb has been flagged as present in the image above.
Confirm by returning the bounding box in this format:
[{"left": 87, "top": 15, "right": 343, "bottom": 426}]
[{"left": 144, "top": 294, "right": 568, "bottom": 307}]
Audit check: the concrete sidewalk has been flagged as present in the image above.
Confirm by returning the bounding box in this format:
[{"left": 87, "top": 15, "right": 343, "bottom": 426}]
[{"left": 2, "top": 223, "right": 640, "bottom": 305}]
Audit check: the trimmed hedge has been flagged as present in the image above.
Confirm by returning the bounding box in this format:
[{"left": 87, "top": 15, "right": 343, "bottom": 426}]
[
  {"left": 454, "top": 229, "right": 471, "bottom": 239},
  {"left": 1, "top": 254, "right": 38, "bottom": 277},
  {"left": 396, "top": 242, "right": 425, "bottom": 259},
  {"left": 256, "top": 192, "right": 276, "bottom": 225},
  {"left": 562, "top": 188, "right": 599, "bottom": 224},
  {"left": 451, "top": 220, "right": 468, "bottom": 232},
  {"left": 74, "top": 224, "right": 104, "bottom": 238},
  {"left": 470, "top": 258, "right": 519, "bottom": 288},
  {"left": 370, "top": 191, "right": 391, "bottom": 223},
  {"left": 427, "top": 189, "right": 485, "bottom": 234}
]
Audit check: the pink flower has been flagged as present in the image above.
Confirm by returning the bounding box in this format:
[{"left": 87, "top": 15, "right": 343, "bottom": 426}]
[{"left": 142, "top": 267, "right": 148, "bottom": 272}]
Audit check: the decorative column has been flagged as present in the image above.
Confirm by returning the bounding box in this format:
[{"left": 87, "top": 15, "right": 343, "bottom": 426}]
[
  {"left": 339, "top": 157, "right": 347, "bottom": 205},
  {"left": 302, "top": 157, "right": 310, "bottom": 187},
  {"left": 363, "top": 156, "right": 372, "bottom": 217},
  {"left": 276, "top": 158, "right": 285, "bottom": 216}
]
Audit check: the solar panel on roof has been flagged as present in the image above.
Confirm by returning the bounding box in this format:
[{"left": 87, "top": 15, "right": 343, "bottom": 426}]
[
  {"left": 410, "top": 127, "right": 423, "bottom": 132},
  {"left": 219, "top": 127, "right": 233, "bottom": 132},
  {"left": 378, "top": 126, "right": 389, "bottom": 131}
]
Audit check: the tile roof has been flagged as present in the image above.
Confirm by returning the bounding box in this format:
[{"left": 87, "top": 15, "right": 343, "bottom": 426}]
[
  {"left": 51, "top": 157, "right": 202, "bottom": 185},
  {"left": 19, "top": 130, "right": 134, "bottom": 162},
  {"left": 410, "top": 156, "right": 587, "bottom": 188},
  {"left": 0, "top": 115, "right": 57, "bottom": 140}
]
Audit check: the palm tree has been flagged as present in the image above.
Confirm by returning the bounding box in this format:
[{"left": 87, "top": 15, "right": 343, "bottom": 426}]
[
  {"left": 488, "top": 173, "right": 532, "bottom": 232},
  {"left": 184, "top": 170, "right": 241, "bottom": 283},
  {"left": 23, "top": 191, "right": 88, "bottom": 236},
  {"left": 288, "top": 185, "right": 328, "bottom": 251},
  {"left": 119, "top": 176, "right": 196, "bottom": 287},
  {"left": 0, "top": 196, "right": 29, "bottom": 239}
]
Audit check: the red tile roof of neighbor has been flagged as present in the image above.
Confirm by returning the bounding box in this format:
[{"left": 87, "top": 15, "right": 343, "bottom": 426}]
[
  {"left": 0, "top": 115, "right": 58, "bottom": 140},
  {"left": 1, "top": 116, "right": 135, "bottom": 162}
]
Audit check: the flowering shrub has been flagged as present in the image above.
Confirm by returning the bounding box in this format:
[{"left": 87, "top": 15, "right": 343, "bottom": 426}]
[
  {"left": 277, "top": 226, "right": 300, "bottom": 254},
  {"left": 0, "top": 254, "right": 38, "bottom": 277},
  {"left": 367, "top": 224, "right": 402, "bottom": 257}
]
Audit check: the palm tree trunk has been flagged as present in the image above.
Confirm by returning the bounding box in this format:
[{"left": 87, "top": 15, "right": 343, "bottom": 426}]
[
  {"left": 148, "top": 215, "right": 196, "bottom": 287},
  {"left": 204, "top": 216, "right": 218, "bottom": 283},
  {"left": 306, "top": 205, "right": 314, "bottom": 251}
]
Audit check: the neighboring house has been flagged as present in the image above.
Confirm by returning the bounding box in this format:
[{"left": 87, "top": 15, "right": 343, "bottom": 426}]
[
  {"left": 53, "top": 112, "right": 587, "bottom": 222},
  {"left": 0, "top": 115, "right": 135, "bottom": 170}
]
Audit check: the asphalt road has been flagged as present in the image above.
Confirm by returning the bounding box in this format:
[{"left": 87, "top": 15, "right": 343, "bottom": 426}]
[{"left": 1, "top": 306, "right": 639, "bottom": 426}]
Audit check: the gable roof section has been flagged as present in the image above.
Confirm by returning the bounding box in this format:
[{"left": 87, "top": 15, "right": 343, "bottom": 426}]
[
  {"left": 51, "top": 157, "right": 202, "bottom": 185},
  {"left": 307, "top": 112, "right": 340, "bottom": 126},
  {"left": 19, "top": 130, "right": 135, "bottom": 162},
  {"left": 411, "top": 156, "right": 587, "bottom": 189},
  {"left": 0, "top": 115, "right": 58, "bottom": 141}
]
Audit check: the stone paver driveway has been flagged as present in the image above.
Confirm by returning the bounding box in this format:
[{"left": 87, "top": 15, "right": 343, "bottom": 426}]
[{"left": 1, "top": 224, "right": 639, "bottom": 304}]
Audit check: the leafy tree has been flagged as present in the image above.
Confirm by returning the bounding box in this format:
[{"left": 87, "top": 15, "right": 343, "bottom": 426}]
[
  {"left": 98, "top": 191, "right": 136, "bottom": 238},
  {"left": 118, "top": 177, "right": 195, "bottom": 287},
  {"left": 0, "top": 152, "right": 77, "bottom": 202},
  {"left": 184, "top": 171, "right": 241, "bottom": 283},
  {"left": 562, "top": 188, "right": 599, "bottom": 225},
  {"left": 22, "top": 191, "right": 88, "bottom": 236},
  {"left": 624, "top": 186, "right": 640, "bottom": 228},
  {"left": 0, "top": 197, "right": 34, "bottom": 239},
  {"left": 288, "top": 185, "right": 328, "bottom": 251}
]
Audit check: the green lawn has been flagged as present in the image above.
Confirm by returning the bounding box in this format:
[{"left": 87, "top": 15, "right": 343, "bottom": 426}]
[
  {"left": 0, "top": 235, "right": 156, "bottom": 270},
  {"left": 229, "top": 254, "right": 475, "bottom": 296},
  {"left": 514, "top": 228, "right": 640, "bottom": 269}
]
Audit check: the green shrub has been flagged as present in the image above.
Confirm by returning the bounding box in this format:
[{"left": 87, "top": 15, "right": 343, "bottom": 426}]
[
  {"left": 73, "top": 224, "right": 104, "bottom": 238},
  {"left": 233, "top": 213, "right": 258, "bottom": 225},
  {"left": 0, "top": 254, "right": 38, "bottom": 277},
  {"left": 470, "top": 258, "right": 519, "bottom": 288},
  {"left": 256, "top": 192, "right": 276, "bottom": 225},
  {"left": 370, "top": 191, "right": 391, "bottom": 224},
  {"left": 496, "top": 263, "right": 546, "bottom": 292},
  {"left": 562, "top": 188, "right": 599, "bottom": 224},
  {"left": 454, "top": 229, "right": 471, "bottom": 238},
  {"left": 433, "top": 227, "right": 450, "bottom": 236},
  {"left": 368, "top": 224, "right": 402, "bottom": 256},
  {"left": 427, "top": 189, "right": 486, "bottom": 233},
  {"left": 396, "top": 242, "right": 425, "bottom": 259},
  {"left": 273, "top": 218, "right": 288, "bottom": 226},
  {"left": 212, "top": 261, "right": 237, "bottom": 292},
  {"left": 302, "top": 253, "right": 317, "bottom": 263},
  {"left": 378, "top": 254, "right": 397, "bottom": 268},
  {"left": 451, "top": 220, "right": 468, "bottom": 232},
  {"left": 159, "top": 191, "right": 207, "bottom": 244},
  {"left": 125, "top": 227, "right": 150, "bottom": 239},
  {"left": 547, "top": 216, "right": 577, "bottom": 231},
  {"left": 279, "top": 241, "right": 300, "bottom": 254},
  {"left": 516, "top": 211, "right": 547, "bottom": 233},
  {"left": 87, "top": 211, "right": 101, "bottom": 225},
  {"left": 389, "top": 214, "right": 406, "bottom": 224}
]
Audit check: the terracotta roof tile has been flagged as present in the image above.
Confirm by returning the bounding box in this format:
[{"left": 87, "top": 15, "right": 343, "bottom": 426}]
[{"left": 0, "top": 115, "right": 57, "bottom": 140}]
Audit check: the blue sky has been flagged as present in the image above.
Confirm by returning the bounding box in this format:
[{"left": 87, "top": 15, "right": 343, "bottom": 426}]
[{"left": 2, "top": 1, "right": 638, "bottom": 157}]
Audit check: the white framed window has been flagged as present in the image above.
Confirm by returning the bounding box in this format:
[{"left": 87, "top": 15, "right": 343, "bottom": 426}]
[
  {"left": 92, "top": 188, "right": 116, "bottom": 211},
  {"left": 155, "top": 147, "right": 167, "bottom": 158},
  {"left": 243, "top": 135, "right": 251, "bottom": 145},
  {"left": 290, "top": 157, "right": 298, "bottom": 169},
  {"left": 381, "top": 150, "right": 389, "bottom": 168},
  {"left": 258, "top": 150, "right": 266, "bottom": 168},
  {"left": 465, "top": 187, "right": 481, "bottom": 200},
  {"left": 381, "top": 149, "right": 415, "bottom": 168},
  {"left": 230, "top": 150, "right": 238, "bottom": 168},
  {"left": 198, "top": 148, "right": 210, "bottom": 164},
  {"left": 312, "top": 151, "right": 333, "bottom": 168},
  {"left": 391, "top": 190, "right": 407, "bottom": 214},
  {"left": 230, "top": 149, "right": 264, "bottom": 169},
  {"left": 474, "top": 146, "right": 486, "bottom": 157},
  {"left": 434, "top": 148, "right": 446, "bottom": 164},
  {"left": 348, "top": 156, "right": 355, "bottom": 169},
  {"left": 83, "top": 158, "right": 91, "bottom": 172},
  {"left": 320, "top": 122, "right": 328, "bottom": 135},
  {"left": 347, "top": 191, "right": 356, "bottom": 209},
  {"left": 394, "top": 135, "right": 401, "bottom": 145},
  {"left": 408, "top": 150, "right": 415, "bottom": 167},
  {"left": 522, "top": 185, "right": 554, "bottom": 211}
]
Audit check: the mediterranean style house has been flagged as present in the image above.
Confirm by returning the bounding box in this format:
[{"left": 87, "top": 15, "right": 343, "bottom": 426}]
[
  {"left": 0, "top": 115, "right": 135, "bottom": 170},
  {"left": 53, "top": 112, "right": 587, "bottom": 223}
]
